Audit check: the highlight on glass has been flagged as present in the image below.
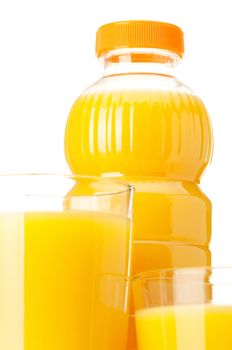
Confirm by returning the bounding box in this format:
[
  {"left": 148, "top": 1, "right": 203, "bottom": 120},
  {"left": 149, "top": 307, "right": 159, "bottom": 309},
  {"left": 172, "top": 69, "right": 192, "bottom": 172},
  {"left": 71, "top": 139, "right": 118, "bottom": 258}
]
[
  {"left": 133, "top": 267, "right": 232, "bottom": 350},
  {"left": 0, "top": 174, "right": 133, "bottom": 350}
]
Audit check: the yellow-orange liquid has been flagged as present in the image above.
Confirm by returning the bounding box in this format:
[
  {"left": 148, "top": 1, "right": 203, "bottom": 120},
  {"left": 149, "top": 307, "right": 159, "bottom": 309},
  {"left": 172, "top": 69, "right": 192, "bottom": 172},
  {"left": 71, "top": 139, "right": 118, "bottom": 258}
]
[
  {"left": 65, "top": 90, "right": 212, "bottom": 182},
  {"left": 65, "top": 89, "right": 212, "bottom": 267},
  {"left": 65, "top": 89, "right": 213, "bottom": 349},
  {"left": 0, "top": 211, "right": 130, "bottom": 350},
  {"left": 135, "top": 305, "right": 232, "bottom": 350}
]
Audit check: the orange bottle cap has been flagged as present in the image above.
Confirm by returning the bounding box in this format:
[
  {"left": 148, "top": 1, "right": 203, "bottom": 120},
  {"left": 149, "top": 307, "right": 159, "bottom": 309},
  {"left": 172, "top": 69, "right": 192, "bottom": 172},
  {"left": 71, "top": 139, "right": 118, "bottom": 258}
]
[{"left": 96, "top": 20, "right": 184, "bottom": 58}]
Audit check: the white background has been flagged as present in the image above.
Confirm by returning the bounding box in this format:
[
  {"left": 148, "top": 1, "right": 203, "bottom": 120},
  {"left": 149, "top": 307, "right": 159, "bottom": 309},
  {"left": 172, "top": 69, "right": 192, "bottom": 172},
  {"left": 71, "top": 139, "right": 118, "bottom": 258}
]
[{"left": 0, "top": 0, "right": 231, "bottom": 266}]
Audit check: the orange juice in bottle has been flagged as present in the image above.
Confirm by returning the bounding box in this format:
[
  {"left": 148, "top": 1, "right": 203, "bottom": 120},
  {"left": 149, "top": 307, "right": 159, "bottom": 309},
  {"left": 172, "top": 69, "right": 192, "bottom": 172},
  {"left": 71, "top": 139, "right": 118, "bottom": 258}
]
[{"left": 65, "top": 21, "right": 213, "bottom": 349}]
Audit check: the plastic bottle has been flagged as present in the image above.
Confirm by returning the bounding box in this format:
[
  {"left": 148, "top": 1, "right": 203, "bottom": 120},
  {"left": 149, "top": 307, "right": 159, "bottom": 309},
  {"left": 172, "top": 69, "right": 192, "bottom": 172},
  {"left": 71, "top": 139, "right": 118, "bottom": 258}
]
[{"left": 64, "top": 21, "right": 213, "bottom": 350}]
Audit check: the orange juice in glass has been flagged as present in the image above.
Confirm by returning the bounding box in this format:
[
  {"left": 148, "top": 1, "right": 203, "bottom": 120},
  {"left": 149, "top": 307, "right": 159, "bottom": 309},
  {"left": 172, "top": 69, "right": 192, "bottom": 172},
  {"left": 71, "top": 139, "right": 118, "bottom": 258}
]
[
  {"left": 0, "top": 175, "right": 132, "bottom": 350},
  {"left": 133, "top": 268, "right": 232, "bottom": 350}
]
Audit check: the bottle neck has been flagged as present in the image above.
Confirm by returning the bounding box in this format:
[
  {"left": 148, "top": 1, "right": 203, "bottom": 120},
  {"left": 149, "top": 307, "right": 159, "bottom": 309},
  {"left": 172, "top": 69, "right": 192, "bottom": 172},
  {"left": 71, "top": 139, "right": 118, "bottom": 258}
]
[{"left": 101, "top": 48, "right": 181, "bottom": 77}]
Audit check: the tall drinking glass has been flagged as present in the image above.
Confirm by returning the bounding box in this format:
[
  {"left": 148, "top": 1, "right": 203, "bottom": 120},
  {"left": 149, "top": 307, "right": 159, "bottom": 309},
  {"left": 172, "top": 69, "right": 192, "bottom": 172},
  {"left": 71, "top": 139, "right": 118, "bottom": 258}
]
[
  {"left": 133, "top": 267, "right": 232, "bottom": 350},
  {"left": 0, "top": 174, "right": 133, "bottom": 350}
]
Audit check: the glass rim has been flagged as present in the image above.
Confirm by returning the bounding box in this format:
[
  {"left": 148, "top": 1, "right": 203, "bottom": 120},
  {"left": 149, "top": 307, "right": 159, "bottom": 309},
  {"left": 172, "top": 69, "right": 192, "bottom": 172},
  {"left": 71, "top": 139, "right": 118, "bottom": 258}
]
[
  {"left": 132, "top": 266, "right": 232, "bottom": 282},
  {"left": 0, "top": 173, "right": 134, "bottom": 198}
]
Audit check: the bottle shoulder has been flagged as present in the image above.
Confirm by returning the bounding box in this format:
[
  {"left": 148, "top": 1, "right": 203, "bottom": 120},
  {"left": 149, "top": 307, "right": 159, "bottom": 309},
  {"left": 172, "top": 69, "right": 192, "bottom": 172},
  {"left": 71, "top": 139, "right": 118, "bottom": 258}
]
[{"left": 83, "top": 73, "right": 193, "bottom": 96}]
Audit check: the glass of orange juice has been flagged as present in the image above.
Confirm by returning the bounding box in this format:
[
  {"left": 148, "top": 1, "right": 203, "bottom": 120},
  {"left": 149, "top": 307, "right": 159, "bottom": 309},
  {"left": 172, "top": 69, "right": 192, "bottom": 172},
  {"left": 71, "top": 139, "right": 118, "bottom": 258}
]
[
  {"left": 133, "top": 267, "right": 232, "bottom": 350},
  {"left": 0, "top": 174, "right": 132, "bottom": 350}
]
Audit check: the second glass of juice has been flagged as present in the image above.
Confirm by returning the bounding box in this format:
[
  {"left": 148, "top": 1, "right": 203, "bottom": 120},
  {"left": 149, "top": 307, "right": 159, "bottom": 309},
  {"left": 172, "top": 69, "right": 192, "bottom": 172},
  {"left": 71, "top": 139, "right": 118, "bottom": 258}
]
[{"left": 133, "top": 268, "right": 232, "bottom": 350}]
